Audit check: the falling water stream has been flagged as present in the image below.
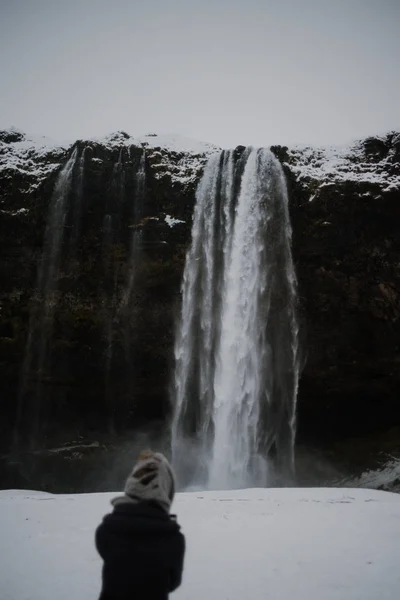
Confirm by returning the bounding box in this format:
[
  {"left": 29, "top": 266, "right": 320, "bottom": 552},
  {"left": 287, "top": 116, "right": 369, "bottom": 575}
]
[
  {"left": 122, "top": 149, "right": 146, "bottom": 310},
  {"left": 16, "top": 148, "right": 79, "bottom": 447},
  {"left": 172, "top": 148, "right": 300, "bottom": 489}
]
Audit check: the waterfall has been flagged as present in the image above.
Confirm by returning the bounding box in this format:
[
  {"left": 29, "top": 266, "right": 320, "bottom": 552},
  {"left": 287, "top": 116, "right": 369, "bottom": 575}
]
[
  {"left": 102, "top": 213, "right": 117, "bottom": 432},
  {"left": 16, "top": 148, "right": 79, "bottom": 447},
  {"left": 67, "top": 146, "right": 87, "bottom": 257},
  {"left": 37, "top": 148, "right": 78, "bottom": 302},
  {"left": 102, "top": 149, "right": 146, "bottom": 428},
  {"left": 172, "top": 148, "right": 299, "bottom": 490},
  {"left": 121, "top": 150, "right": 146, "bottom": 310},
  {"left": 135, "top": 150, "right": 146, "bottom": 221},
  {"left": 111, "top": 148, "right": 126, "bottom": 214}
]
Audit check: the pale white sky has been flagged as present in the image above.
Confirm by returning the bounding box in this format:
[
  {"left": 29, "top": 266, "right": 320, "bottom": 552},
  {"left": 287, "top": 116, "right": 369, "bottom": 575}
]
[{"left": 0, "top": 0, "right": 399, "bottom": 148}]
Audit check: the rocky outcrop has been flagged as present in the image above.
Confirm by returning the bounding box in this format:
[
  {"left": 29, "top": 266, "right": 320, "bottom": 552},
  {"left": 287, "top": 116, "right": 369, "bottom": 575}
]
[{"left": 1, "top": 128, "right": 399, "bottom": 458}]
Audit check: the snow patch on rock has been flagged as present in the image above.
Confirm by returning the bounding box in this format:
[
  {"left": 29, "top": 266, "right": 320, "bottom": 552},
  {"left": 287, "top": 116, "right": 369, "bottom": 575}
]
[
  {"left": 165, "top": 214, "right": 185, "bottom": 227},
  {"left": 0, "top": 130, "right": 73, "bottom": 191},
  {"left": 285, "top": 134, "right": 400, "bottom": 191},
  {"left": 0, "top": 129, "right": 220, "bottom": 192},
  {"left": 91, "top": 131, "right": 219, "bottom": 156}
]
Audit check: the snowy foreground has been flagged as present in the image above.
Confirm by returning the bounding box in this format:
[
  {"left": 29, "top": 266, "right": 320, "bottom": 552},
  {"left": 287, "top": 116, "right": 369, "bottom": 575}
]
[{"left": 1, "top": 488, "right": 400, "bottom": 600}]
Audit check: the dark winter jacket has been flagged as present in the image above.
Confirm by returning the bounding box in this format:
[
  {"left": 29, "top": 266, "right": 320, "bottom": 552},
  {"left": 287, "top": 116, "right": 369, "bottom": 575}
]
[{"left": 96, "top": 500, "right": 185, "bottom": 600}]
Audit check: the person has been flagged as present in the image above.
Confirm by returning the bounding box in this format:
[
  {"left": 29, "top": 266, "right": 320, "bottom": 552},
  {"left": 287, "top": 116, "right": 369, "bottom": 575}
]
[{"left": 95, "top": 450, "right": 185, "bottom": 600}]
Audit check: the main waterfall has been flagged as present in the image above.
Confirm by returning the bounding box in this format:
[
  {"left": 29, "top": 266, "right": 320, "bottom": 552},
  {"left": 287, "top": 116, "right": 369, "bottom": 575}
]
[{"left": 172, "top": 148, "right": 300, "bottom": 490}]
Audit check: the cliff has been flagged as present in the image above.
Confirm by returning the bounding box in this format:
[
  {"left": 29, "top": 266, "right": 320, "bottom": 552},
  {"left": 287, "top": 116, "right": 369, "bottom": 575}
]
[{"left": 1, "top": 128, "right": 399, "bottom": 455}]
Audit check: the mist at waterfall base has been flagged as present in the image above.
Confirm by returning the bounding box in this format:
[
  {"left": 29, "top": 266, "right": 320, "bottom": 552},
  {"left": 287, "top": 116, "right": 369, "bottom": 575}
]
[{"left": 172, "top": 148, "right": 300, "bottom": 491}]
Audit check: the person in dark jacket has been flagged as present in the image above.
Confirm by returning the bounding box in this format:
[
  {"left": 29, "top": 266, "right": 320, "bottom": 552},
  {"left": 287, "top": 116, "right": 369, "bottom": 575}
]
[{"left": 95, "top": 450, "right": 185, "bottom": 600}]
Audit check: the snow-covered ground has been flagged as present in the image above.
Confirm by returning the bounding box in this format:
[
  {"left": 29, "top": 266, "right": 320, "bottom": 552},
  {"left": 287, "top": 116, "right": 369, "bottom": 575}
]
[{"left": 1, "top": 487, "right": 399, "bottom": 600}]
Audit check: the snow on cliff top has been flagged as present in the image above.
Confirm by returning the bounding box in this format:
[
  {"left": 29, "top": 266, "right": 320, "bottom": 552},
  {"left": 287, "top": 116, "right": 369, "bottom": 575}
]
[
  {"left": 286, "top": 133, "right": 400, "bottom": 192},
  {"left": 91, "top": 132, "right": 220, "bottom": 186},
  {"left": 0, "top": 129, "right": 73, "bottom": 188},
  {"left": 1, "top": 486, "right": 399, "bottom": 600},
  {"left": 95, "top": 131, "right": 219, "bottom": 155},
  {"left": 1, "top": 128, "right": 399, "bottom": 192},
  {"left": 0, "top": 128, "right": 218, "bottom": 156},
  {"left": 0, "top": 129, "right": 219, "bottom": 190}
]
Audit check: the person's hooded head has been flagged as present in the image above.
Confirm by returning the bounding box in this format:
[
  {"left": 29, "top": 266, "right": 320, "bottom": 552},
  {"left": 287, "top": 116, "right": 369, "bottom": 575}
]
[{"left": 112, "top": 450, "right": 176, "bottom": 513}]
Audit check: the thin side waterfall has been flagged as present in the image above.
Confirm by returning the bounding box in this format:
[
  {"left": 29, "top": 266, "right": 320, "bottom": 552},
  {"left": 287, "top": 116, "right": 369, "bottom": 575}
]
[
  {"left": 172, "top": 148, "right": 299, "bottom": 490},
  {"left": 135, "top": 150, "right": 146, "bottom": 221},
  {"left": 102, "top": 213, "right": 117, "bottom": 432},
  {"left": 15, "top": 148, "right": 79, "bottom": 447},
  {"left": 111, "top": 148, "right": 126, "bottom": 213},
  {"left": 67, "top": 146, "right": 87, "bottom": 257},
  {"left": 121, "top": 149, "right": 146, "bottom": 310},
  {"left": 102, "top": 150, "right": 126, "bottom": 426},
  {"left": 98, "top": 149, "right": 147, "bottom": 428},
  {"left": 37, "top": 147, "right": 79, "bottom": 305}
]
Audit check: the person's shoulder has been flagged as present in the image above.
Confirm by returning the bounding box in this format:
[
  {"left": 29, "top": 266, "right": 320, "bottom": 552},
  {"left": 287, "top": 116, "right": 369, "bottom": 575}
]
[
  {"left": 113, "top": 499, "right": 167, "bottom": 517},
  {"left": 108, "top": 500, "right": 182, "bottom": 533}
]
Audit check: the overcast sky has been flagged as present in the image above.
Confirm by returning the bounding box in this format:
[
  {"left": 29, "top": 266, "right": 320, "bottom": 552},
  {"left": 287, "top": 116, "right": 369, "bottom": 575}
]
[{"left": 1, "top": 0, "right": 399, "bottom": 148}]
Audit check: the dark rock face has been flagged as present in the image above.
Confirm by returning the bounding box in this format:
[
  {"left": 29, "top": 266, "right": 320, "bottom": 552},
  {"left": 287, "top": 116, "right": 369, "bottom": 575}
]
[
  {"left": 281, "top": 133, "right": 400, "bottom": 442},
  {"left": 0, "top": 132, "right": 211, "bottom": 453},
  {"left": 0, "top": 128, "right": 25, "bottom": 143},
  {"left": 1, "top": 130, "right": 399, "bottom": 460}
]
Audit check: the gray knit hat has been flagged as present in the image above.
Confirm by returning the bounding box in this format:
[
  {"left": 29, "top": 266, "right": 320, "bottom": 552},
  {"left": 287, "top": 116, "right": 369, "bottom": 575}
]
[{"left": 112, "top": 450, "right": 176, "bottom": 513}]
